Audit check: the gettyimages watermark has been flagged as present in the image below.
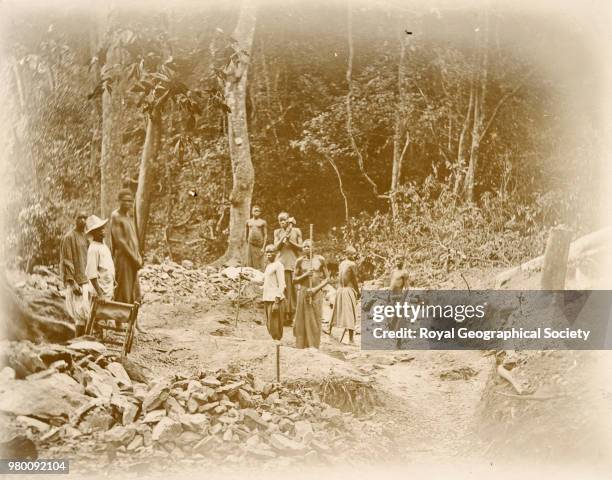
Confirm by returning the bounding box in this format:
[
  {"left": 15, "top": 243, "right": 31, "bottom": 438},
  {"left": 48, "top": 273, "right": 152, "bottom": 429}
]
[{"left": 360, "top": 290, "right": 612, "bottom": 350}]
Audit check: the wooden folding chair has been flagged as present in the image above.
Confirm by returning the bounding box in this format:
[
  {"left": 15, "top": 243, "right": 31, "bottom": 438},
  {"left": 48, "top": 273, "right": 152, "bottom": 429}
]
[{"left": 85, "top": 298, "right": 139, "bottom": 357}]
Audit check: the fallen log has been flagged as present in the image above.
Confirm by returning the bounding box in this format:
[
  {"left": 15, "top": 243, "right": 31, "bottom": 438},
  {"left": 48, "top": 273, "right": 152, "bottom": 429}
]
[{"left": 495, "top": 226, "right": 612, "bottom": 288}]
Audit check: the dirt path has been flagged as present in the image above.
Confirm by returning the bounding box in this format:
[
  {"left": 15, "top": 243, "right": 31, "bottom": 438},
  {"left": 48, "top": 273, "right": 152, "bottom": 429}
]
[{"left": 134, "top": 300, "right": 492, "bottom": 461}]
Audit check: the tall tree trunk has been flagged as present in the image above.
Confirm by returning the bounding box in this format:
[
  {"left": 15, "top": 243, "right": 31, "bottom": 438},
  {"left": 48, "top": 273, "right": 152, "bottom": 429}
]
[
  {"left": 10, "top": 59, "right": 35, "bottom": 189},
  {"left": 464, "top": 86, "right": 482, "bottom": 204},
  {"left": 453, "top": 79, "right": 474, "bottom": 196},
  {"left": 135, "top": 109, "right": 162, "bottom": 253},
  {"left": 100, "top": 10, "right": 126, "bottom": 219},
  {"left": 89, "top": 19, "right": 103, "bottom": 215},
  {"left": 463, "top": 12, "right": 489, "bottom": 203},
  {"left": 390, "top": 30, "right": 408, "bottom": 220},
  {"left": 346, "top": 2, "right": 380, "bottom": 197},
  {"left": 216, "top": 0, "right": 257, "bottom": 265}
]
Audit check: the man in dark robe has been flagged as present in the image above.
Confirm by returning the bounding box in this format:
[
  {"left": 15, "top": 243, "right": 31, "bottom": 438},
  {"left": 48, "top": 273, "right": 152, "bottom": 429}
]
[
  {"left": 110, "top": 189, "right": 142, "bottom": 305},
  {"left": 59, "top": 211, "right": 90, "bottom": 336}
]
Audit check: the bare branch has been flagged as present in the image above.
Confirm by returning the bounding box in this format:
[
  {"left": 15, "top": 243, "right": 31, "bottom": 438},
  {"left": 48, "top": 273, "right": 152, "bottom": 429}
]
[
  {"left": 480, "top": 69, "right": 534, "bottom": 142},
  {"left": 324, "top": 153, "right": 350, "bottom": 225}
]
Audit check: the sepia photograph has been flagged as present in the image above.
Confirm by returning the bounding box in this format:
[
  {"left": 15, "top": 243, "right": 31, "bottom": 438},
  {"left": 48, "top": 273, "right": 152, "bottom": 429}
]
[{"left": 0, "top": 0, "right": 611, "bottom": 478}]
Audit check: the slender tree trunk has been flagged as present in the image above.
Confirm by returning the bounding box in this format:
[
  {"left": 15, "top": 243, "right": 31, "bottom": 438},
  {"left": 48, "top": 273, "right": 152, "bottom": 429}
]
[
  {"left": 464, "top": 87, "right": 481, "bottom": 204},
  {"left": 100, "top": 10, "right": 126, "bottom": 219},
  {"left": 324, "top": 153, "right": 350, "bottom": 225},
  {"left": 89, "top": 22, "right": 103, "bottom": 215},
  {"left": 164, "top": 141, "right": 183, "bottom": 261},
  {"left": 390, "top": 30, "right": 408, "bottom": 219},
  {"left": 12, "top": 62, "right": 26, "bottom": 110},
  {"left": 464, "top": 92, "right": 483, "bottom": 203},
  {"left": 10, "top": 60, "right": 35, "bottom": 189},
  {"left": 135, "top": 109, "right": 162, "bottom": 253},
  {"left": 216, "top": 0, "right": 257, "bottom": 266},
  {"left": 453, "top": 79, "right": 474, "bottom": 196},
  {"left": 463, "top": 12, "right": 489, "bottom": 203},
  {"left": 346, "top": 2, "right": 380, "bottom": 197}
]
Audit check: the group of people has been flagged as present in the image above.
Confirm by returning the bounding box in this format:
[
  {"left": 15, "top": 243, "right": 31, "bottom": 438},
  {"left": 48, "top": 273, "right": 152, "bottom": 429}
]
[
  {"left": 59, "top": 189, "right": 142, "bottom": 336},
  {"left": 247, "top": 208, "right": 361, "bottom": 348},
  {"left": 60, "top": 196, "right": 361, "bottom": 348}
]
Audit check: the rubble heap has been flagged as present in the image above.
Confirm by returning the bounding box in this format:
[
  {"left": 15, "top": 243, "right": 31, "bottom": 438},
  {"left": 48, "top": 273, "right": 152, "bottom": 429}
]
[
  {"left": 7, "top": 261, "right": 265, "bottom": 308},
  {"left": 0, "top": 340, "right": 383, "bottom": 470},
  {"left": 139, "top": 261, "right": 264, "bottom": 304}
]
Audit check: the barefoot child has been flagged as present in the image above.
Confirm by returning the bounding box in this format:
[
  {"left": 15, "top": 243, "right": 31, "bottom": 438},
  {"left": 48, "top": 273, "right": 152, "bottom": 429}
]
[
  {"left": 388, "top": 256, "right": 409, "bottom": 348},
  {"left": 330, "top": 246, "right": 360, "bottom": 345},
  {"left": 245, "top": 205, "right": 267, "bottom": 271}
]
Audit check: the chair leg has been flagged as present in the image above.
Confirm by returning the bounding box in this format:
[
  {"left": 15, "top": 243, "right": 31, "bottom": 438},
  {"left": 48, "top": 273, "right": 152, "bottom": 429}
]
[
  {"left": 85, "top": 298, "right": 98, "bottom": 335},
  {"left": 125, "top": 306, "right": 139, "bottom": 354}
]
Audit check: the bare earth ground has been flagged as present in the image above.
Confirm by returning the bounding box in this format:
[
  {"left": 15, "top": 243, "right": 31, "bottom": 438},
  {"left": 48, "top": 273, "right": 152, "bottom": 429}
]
[
  {"left": 8, "top": 264, "right": 610, "bottom": 478},
  {"left": 126, "top": 291, "right": 612, "bottom": 476},
  {"left": 132, "top": 298, "right": 494, "bottom": 462}
]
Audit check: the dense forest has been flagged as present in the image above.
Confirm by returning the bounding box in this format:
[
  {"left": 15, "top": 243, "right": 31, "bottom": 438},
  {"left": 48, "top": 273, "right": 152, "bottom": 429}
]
[{"left": 1, "top": 0, "right": 607, "bottom": 285}]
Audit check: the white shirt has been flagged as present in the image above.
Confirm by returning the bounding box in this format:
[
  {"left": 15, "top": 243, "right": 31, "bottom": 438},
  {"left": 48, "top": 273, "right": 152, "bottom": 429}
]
[
  {"left": 262, "top": 260, "right": 286, "bottom": 301},
  {"left": 86, "top": 241, "right": 115, "bottom": 299}
]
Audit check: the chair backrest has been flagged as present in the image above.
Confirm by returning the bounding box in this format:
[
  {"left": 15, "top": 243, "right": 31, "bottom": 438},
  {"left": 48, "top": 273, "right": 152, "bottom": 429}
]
[{"left": 93, "top": 300, "right": 135, "bottom": 324}]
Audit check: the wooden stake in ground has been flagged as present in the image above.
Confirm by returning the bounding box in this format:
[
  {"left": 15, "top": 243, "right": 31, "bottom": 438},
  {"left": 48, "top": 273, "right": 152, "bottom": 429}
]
[
  {"left": 276, "top": 344, "right": 280, "bottom": 382},
  {"left": 235, "top": 266, "right": 243, "bottom": 327},
  {"left": 541, "top": 226, "right": 572, "bottom": 290},
  {"left": 340, "top": 328, "right": 348, "bottom": 343}
]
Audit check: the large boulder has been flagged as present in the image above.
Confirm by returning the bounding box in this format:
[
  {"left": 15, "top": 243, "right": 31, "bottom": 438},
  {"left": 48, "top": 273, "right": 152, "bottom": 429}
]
[
  {"left": 1, "top": 272, "right": 74, "bottom": 343},
  {"left": 0, "top": 373, "right": 88, "bottom": 418}
]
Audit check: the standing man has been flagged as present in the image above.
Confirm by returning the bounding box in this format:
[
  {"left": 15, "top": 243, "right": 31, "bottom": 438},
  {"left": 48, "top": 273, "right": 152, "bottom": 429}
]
[
  {"left": 85, "top": 215, "right": 115, "bottom": 301},
  {"left": 59, "top": 211, "right": 90, "bottom": 337},
  {"left": 388, "top": 256, "right": 409, "bottom": 349},
  {"left": 245, "top": 205, "right": 267, "bottom": 271},
  {"left": 273, "top": 212, "right": 302, "bottom": 324},
  {"left": 109, "top": 189, "right": 142, "bottom": 304},
  {"left": 262, "top": 244, "right": 286, "bottom": 341},
  {"left": 330, "top": 246, "right": 360, "bottom": 345}
]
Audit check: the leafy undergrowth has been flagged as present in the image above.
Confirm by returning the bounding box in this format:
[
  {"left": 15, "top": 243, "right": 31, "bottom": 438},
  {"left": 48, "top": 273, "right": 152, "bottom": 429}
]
[{"left": 334, "top": 180, "right": 580, "bottom": 286}]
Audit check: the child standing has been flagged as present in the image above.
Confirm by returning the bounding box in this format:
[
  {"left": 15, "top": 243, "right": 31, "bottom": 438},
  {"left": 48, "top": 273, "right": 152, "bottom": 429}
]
[{"left": 245, "top": 205, "right": 267, "bottom": 271}]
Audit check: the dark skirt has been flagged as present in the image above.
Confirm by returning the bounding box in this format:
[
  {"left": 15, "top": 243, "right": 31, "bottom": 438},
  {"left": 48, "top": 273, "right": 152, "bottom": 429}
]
[
  {"left": 293, "top": 287, "right": 323, "bottom": 349},
  {"left": 114, "top": 253, "right": 141, "bottom": 304},
  {"left": 264, "top": 300, "right": 286, "bottom": 340},
  {"left": 284, "top": 270, "right": 296, "bottom": 322},
  {"left": 330, "top": 286, "right": 358, "bottom": 330},
  {"left": 246, "top": 243, "right": 264, "bottom": 271}
]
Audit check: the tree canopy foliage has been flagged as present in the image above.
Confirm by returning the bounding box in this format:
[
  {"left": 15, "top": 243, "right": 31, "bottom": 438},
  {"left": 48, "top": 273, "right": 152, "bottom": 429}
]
[{"left": 1, "top": 1, "right": 605, "bottom": 281}]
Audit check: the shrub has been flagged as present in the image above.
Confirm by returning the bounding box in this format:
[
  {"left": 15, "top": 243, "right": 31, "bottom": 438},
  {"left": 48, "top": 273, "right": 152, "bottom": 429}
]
[
  {"left": 4, "top": 198, "right": 67, "bottom": 271},
  {"left": 336, "top": 177, "right": 574, "bottom": 286}
]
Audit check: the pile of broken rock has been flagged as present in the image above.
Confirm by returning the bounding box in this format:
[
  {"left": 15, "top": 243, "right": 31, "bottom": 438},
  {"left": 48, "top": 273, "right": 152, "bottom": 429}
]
[
  {"left": 139, "top": 261, "right": 264, "bottom": 305},
  {"left": 0, "top": 339, "right": 358, "bottom": 470}
]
